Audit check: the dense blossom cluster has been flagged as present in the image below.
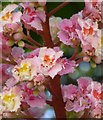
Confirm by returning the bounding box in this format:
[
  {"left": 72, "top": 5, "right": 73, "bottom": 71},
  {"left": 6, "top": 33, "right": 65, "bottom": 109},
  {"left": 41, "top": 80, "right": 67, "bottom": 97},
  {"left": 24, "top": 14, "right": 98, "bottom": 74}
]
[
  {"left": 62, "top": 77, "right": 103, "bottom": 118},
  {"left": 21, "top": 2, "right": 46, "bottom": 31},
  {"left": 58, "top": 1, "right": 102, "bottom": 63},
  {"left": 11, "top": 47, "right": 76, "bottom": 81},
  {"left": 0, "top": 0, "right": 102, "bottom": 119}
]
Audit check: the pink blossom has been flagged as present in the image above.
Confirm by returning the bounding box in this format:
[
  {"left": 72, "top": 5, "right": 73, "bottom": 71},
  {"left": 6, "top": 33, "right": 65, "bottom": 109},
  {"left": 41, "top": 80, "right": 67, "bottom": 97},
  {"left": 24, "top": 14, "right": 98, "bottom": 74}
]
[
  {"left": 76, "top": 18, "right": 101, "bottom": 63},
  {"left": 65, "top": 95, "right": 91, "bottom": 112},
  {"left": 0, "top": 4, "right": 22, "bottom": 32},
  {"left": 83, "top": 0, "right": 101, "bottom": 21},
  {"left": 0, "top": 32, "right": 11, "bottom": 55},
  {"left": 62, "top": 84, "right": 77, "bottom": 101},
  {"left": 12, "top": 47, "right": 64, "bottom": 81},
  {"left": 11, "top": 47, "right": 24, "bottom": 62},
  {"left": 0, "top": 86, "right": 22, "bottom": 112},
  {"left": 38, "top": 47, "right": 63, "bottom": 78},
  {"left": 33, "top": 74, "right": 45, "bottom": 86},
  {"left": 57, "top": 13, "right": 81, "bottom": 46},
  {"left": 71, "top": 97, "right": 90, "bottom": 112},
  {"left": 76, "top": 18, "right": 100, "bottom": 48},
  {"left": 22, "top": 85, "right": 46, "bottom": 108},
  {"left": 25, "top": 95, "right": 46, "bottom": 108},
  {"left": 62, "top": 80, "right": 91, "bottom": 112},
  {"left": 89, "top": 81, "right": 103, "bottom": 102},
  {"left": 59, "top": 58, "right": 76, "bottom": 75},
  {"left": 12, "top": 57, "right": 38, "bottom": 81},
  {"left": 58, "top": 19, "right": 76, "bottom": 46},
  {"left": 0, "top": 64, "right": 13, "bottom": 85},
  {"left": 21, "top": 3, "right": 46, "bottom": 31},
  {"left": 77, "top": 77, "right": 92, "bottom": 91},
  {"left": 24, "top": 48, "right": 40, "bottom": 58},
  {"left": 3, "top": 23, "right": 22, "bottom": 37},
  {"left": 90, "top": 103, "right": 102, "bottom": 118},
  {"left": 5, "top": 78, "right": 18, "bottom": 88},
  {"left": 62, "top": 77, "right": 102, "bottom": 116}
]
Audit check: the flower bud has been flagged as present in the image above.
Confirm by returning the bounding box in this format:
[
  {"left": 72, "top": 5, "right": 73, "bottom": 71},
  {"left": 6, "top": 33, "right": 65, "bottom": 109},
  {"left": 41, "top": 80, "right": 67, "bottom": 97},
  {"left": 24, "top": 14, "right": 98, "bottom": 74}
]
[
  {"left": 37, "top": 7, "right": 45, "bottom": 11},
  {"left": 33, "top": 89, "right": 39, "bottom": 96},
  {"left": 6, "top": 39, "right": 14, "bottom": 46},
  {"left": 13, "top": 33, "right": 23, "bottom": 41},
  {"left": 39, "top": 85, "right": 45, "bottom": 91},
  {"left": 83, "top": 56, "right": 90, "bottom": 62},
  {"left": 18, "top": 40, "right": 25, "bottom": 47},
  {"left": 90, "top": 61, "right": 96, "bottom": 68},
  {"left": 27, "top": 81, "right": 34, "bottom": 88}
]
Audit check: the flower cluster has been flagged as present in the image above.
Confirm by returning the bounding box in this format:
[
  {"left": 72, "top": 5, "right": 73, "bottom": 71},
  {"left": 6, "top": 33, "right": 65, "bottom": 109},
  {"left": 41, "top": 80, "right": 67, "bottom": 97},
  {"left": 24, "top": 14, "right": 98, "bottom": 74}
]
[
  {"left": 57, "top": 1, "right": 102, "bottom": 63},
  {"left": 0, "top": 83, "right": 46, "bottom": 118},
  {"left": 58, "top": 13, "right": 81, "bottom": 47},
  {"left": 12, "top": 47, "right": 76, "bottom": 81},
  {"left": 0, "top": 86, "right": 22, "bottom": 117},
  {"left": 0, "top": 45, "right": 76, "bottom": 119},
  {"left": 62, "top": 77, "right": 103, "bottom": 118},
  {"left": 0, "top": 1, "right": 102, "bottom": 119},
  {"left": 21, "top": 2, "right": 46, "bottom": 31},
  {"left": 0, "top": 4, "right": 22, "bottom": 33}
]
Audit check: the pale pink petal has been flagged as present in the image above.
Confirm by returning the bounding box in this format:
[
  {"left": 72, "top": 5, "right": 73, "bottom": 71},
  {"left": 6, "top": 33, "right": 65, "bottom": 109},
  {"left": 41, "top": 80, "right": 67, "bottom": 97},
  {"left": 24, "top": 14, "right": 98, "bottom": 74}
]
[
  {"left": 77, "top": 77, "right": 92, "bottom": 90},
  {"left": 11, "top": 47, "right": 24, "bottom": 59},
  {"left": 30, "top": 17, "right": 43, "bottom": 30},
  {"left": 12, "top": 11, "right": 22, "bottom": 23},
  {"left": 62, "top": 84, "right": 77, "bottom": 100},
  {"left": 5, "top": 78, "right": 18, "bottom": 88},
  {"left": 48, "top": 63, "right": 62, "bottom": 79},
  {"left": 36, "top": 11, "right": 46, "bottom": 22},
  {"left": 1, "top": 4, "right": 18, "bottom": 15}
]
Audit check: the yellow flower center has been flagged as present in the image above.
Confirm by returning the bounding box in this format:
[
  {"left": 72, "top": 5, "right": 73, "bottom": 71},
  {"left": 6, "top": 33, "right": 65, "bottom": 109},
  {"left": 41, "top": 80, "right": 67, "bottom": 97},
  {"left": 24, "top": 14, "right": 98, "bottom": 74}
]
[
  {"left": 1, "top": 12, "right": 12, "bottom": 21},
  {"left": 19, "top": 64, "right": 29, "bottom": 73},
  {"left": 3, "top": 94, "right": 15, "bottom": 103}
]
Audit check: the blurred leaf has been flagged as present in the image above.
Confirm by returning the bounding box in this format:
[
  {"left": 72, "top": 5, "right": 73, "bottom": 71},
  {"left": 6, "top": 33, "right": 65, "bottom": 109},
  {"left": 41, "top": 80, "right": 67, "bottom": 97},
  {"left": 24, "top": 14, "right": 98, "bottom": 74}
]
[
  {"left": 47, "top": 2, "right": 85, "bottom": 18},
  {"left": 30, "top": 30, "right": 43, "bottom": 45},
  {"left": 60, "top": 43, "right": 74, "bottom": 58},
  {"left": 66, "top": 111, "right": 84, "bottom": 119}
]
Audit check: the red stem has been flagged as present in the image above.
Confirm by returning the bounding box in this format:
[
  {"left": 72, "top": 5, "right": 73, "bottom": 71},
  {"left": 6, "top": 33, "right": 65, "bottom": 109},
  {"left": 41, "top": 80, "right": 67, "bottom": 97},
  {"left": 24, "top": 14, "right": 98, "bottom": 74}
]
[
  {"left": 23, "top": 34, "right": 43, "bottom": 47},
  {"left": 2, "top": 52, "right": 16, "bottom": 65},
  {"left": 45, "top": 76, "right": 66, "bottom": 119},
  {"left": 80, "top": 109, "right": 90, "bottom": 118},
  {"left": 69, "top": 47, "right": 78, "bottom": 60},
  {"left": 25, "top": 43, "right": 35, "bottom": 50},
  {"left": 41, "top": 7, "right": 66, "bottom": 118},
  {"left": 27, "top": 36, "right": 43, "bottom": 47},
  {"left": 2, "top": 58, "right": 13, "bottom": 65},
  {"left": 41, "top": 16, "right": 54, "bottom": 48},
  {"left": 47, "top": 2, "right": 70, "bottom": 17},
  {"left": 49, "top": 75, "right": 66, "bottom": 119},
  {"left": 76, "top": 58, "right": 83, "bottom": 64}
]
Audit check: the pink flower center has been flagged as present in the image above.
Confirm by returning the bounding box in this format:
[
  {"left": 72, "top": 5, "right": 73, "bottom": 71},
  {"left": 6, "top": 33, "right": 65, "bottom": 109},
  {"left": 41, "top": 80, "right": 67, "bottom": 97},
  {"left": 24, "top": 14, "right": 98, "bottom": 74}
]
[{"left": 25, "top": 7, "right": 36, "bottom": 16}]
